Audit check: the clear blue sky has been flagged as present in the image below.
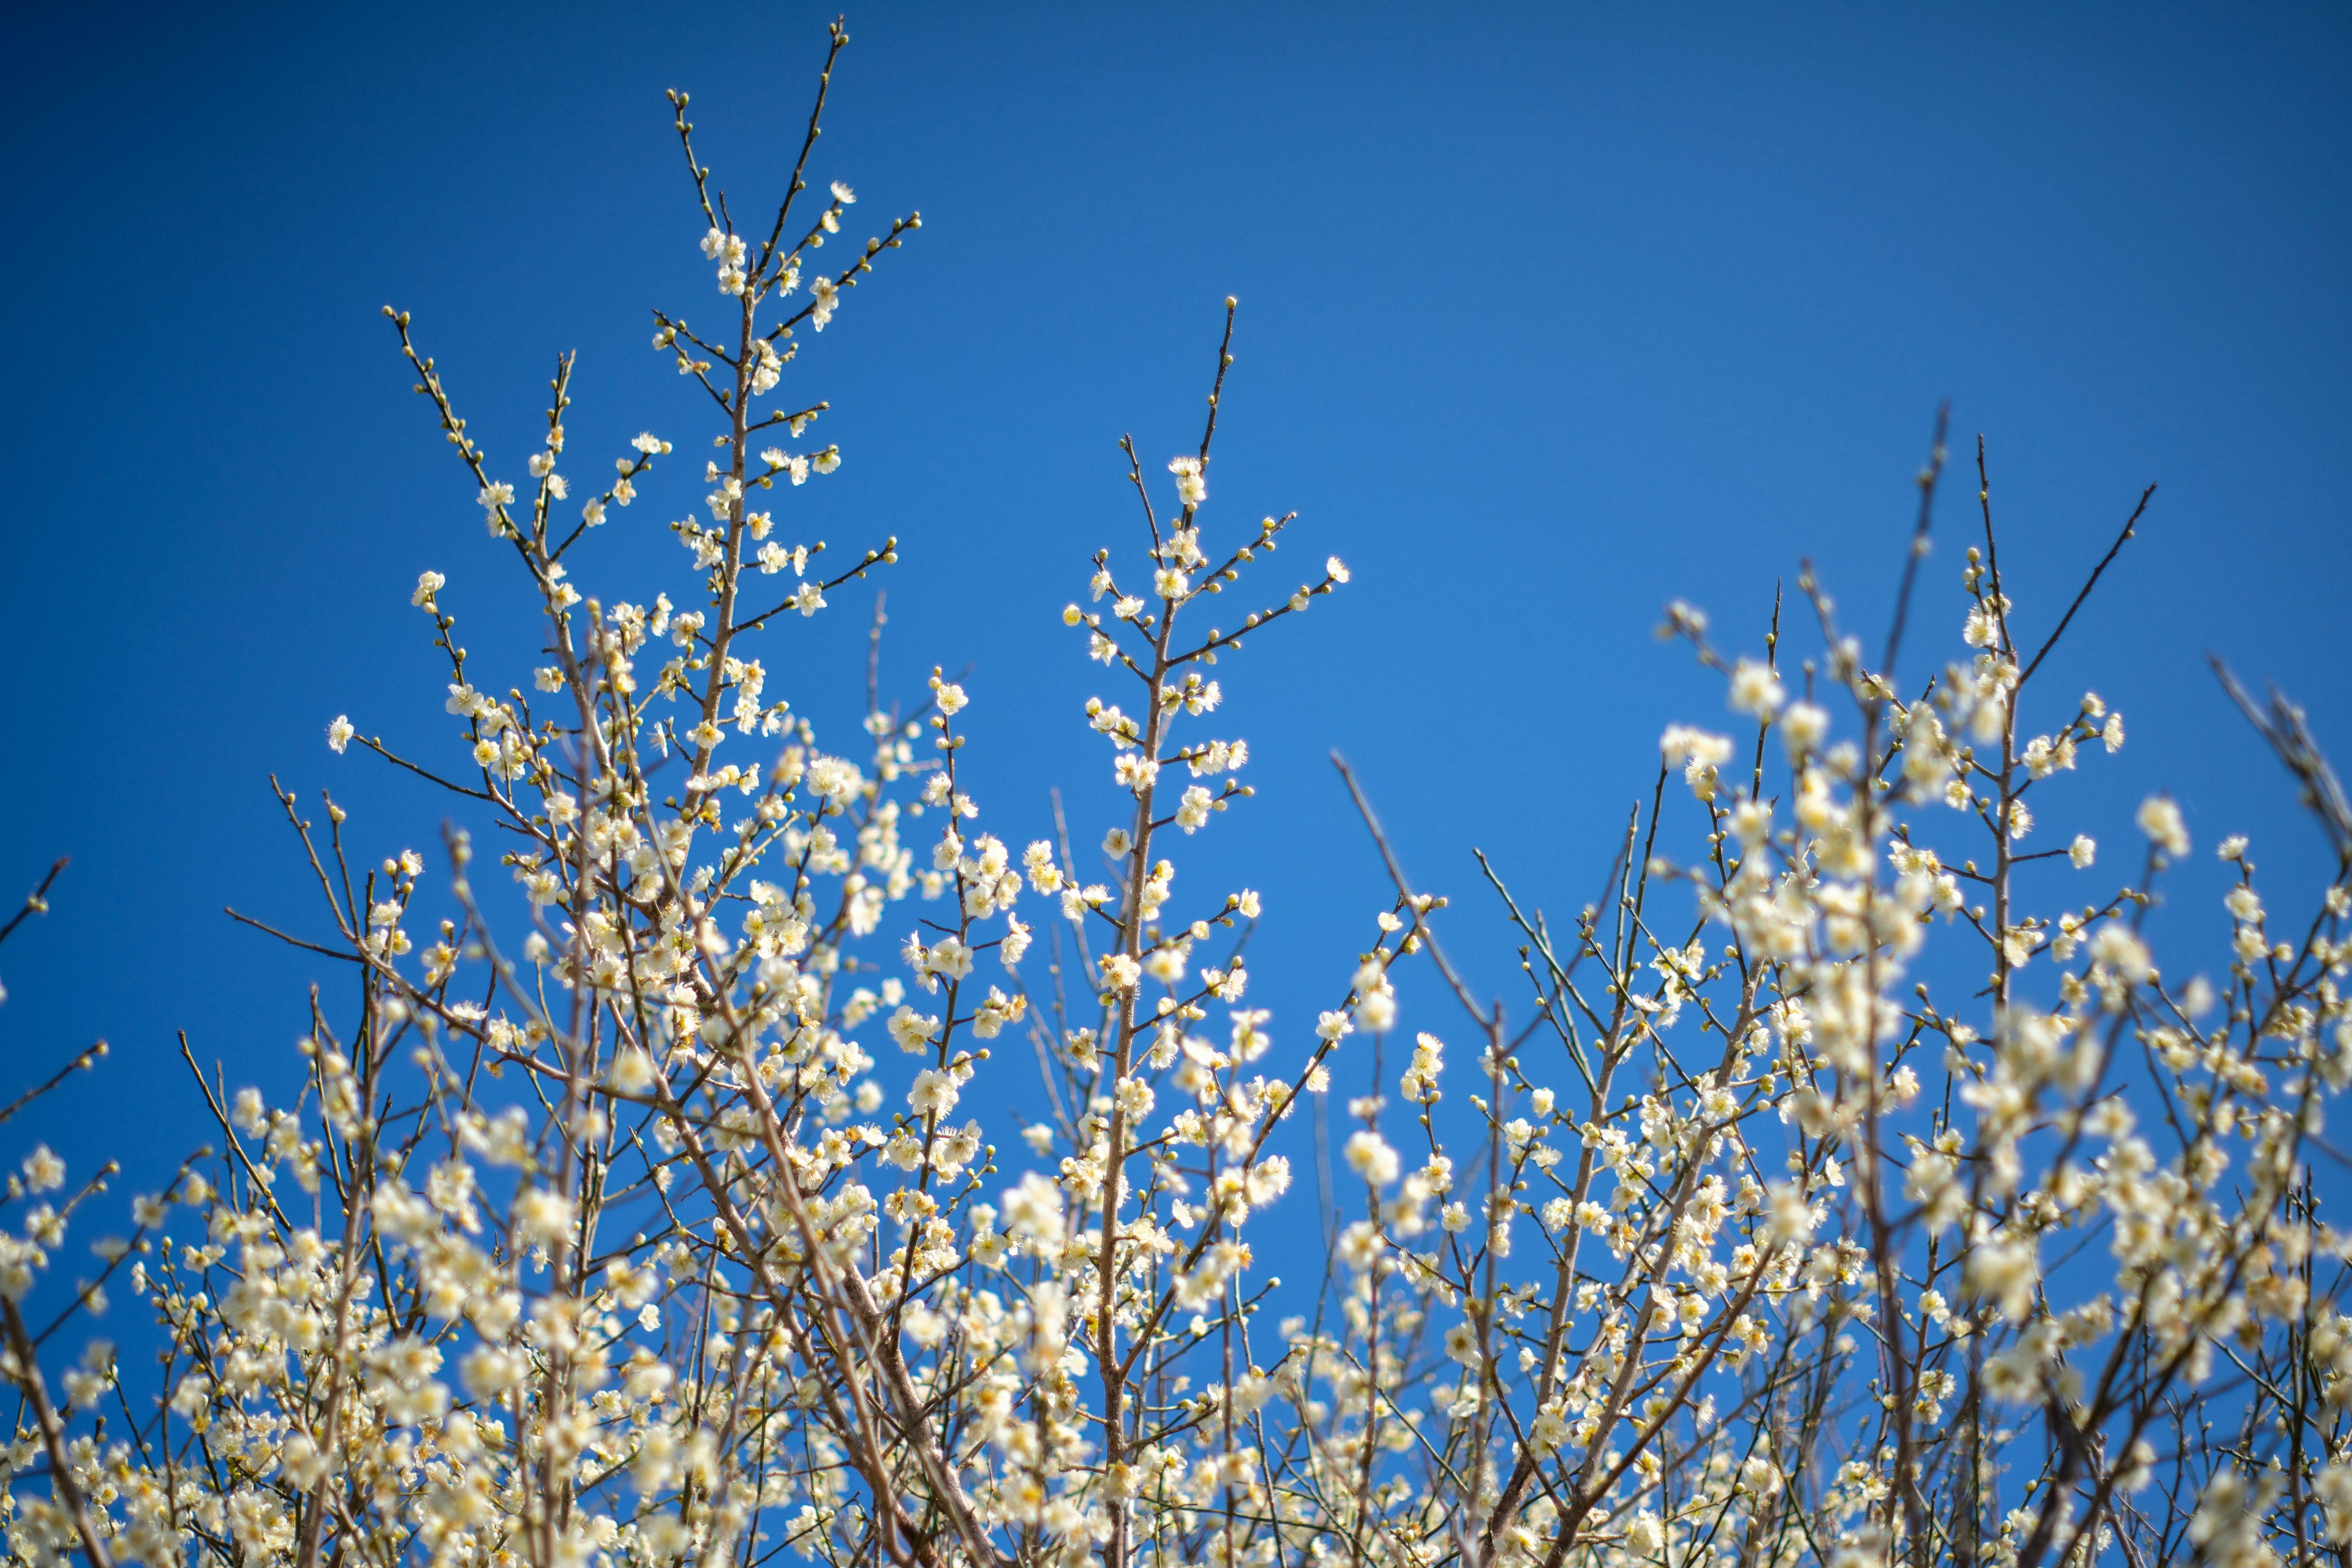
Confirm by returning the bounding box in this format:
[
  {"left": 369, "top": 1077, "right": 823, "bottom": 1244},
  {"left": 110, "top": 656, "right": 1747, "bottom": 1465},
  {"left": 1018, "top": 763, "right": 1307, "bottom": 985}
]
[{"left": 4, "top": 1, "right": 2348, "bottom": 1199}]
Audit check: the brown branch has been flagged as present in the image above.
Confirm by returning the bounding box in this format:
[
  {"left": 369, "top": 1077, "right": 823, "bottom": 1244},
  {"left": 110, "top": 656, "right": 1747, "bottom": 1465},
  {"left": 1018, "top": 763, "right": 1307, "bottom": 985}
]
[
  {"left": 2, "top": 1297, "right": 118, "bottom": 1568},
  {"left": 0, "top": 1041, "right": 108, "bottom": 1129},
  {"left": 0, "top": 857, "right": 67, "bottom": 949},
  {"left": 2017, "top": 482, "right": 2156, "bottom": 689}
]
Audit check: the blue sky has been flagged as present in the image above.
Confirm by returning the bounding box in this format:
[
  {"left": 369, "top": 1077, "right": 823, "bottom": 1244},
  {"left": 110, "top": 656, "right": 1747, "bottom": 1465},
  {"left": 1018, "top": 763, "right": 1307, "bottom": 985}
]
[{"left": 3, "top": 1, "right": 2348, "bottom": 1200}]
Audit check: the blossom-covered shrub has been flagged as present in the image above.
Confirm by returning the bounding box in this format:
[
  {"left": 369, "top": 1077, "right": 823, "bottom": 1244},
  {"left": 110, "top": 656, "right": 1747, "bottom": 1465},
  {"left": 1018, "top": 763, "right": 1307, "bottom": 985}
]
[{"left": 4, "top": 24, "right": 2350, "bottom": 1568}]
